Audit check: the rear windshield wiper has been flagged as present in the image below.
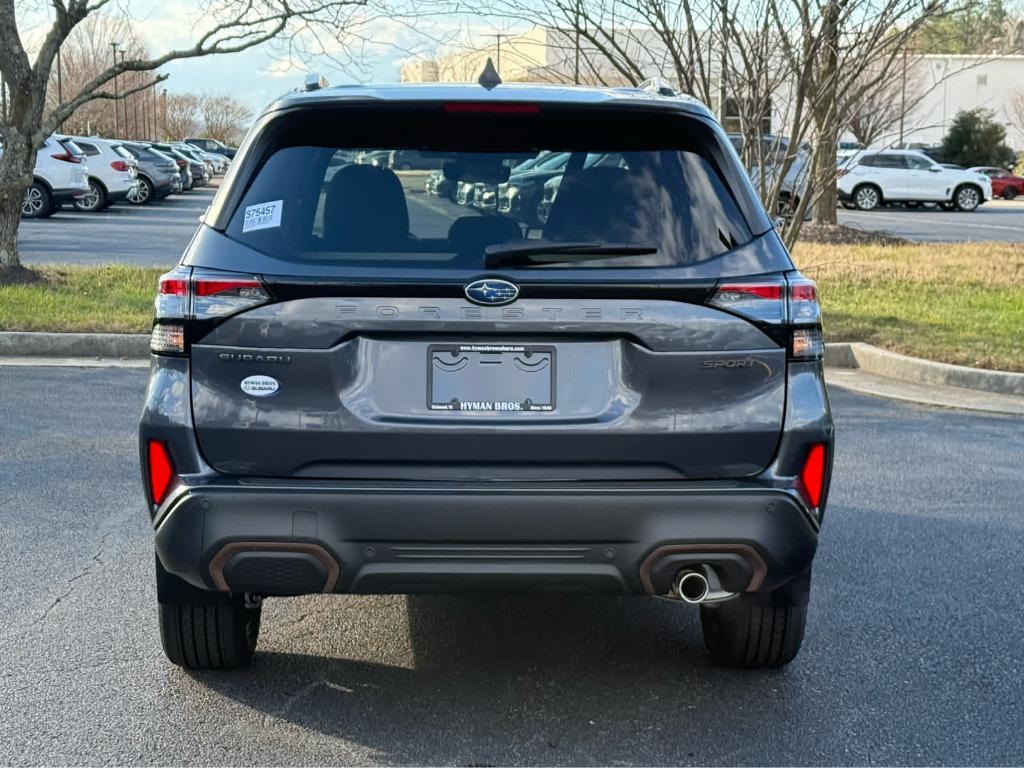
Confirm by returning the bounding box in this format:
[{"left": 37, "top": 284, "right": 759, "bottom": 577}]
[{"left": 483, "top": 241, "right": 658, "bottom": 268}]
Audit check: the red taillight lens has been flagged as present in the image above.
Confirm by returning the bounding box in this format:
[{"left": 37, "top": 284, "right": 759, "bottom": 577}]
[
  {"left": 708, "top": 280, "right": 786, "bottom": 323},
  {"left": 444, "top": 102, "right": 540, "bottom": 114},
  {"left": 51, "top": 151, "right": 81, "bottom": 163},
  {"left": 799, "top": 443, "right": 827, "bottom": 509},
  {"left": 176, "top": 159, "right": 187, "bottom": 168},
  {"left": 158, "top": 277, "right": 187, "bottom": 296},
  {"left": 194, "top": 278, "right": 263, "bottom": 297},
  {"left": 147, "top": 440, "right": 176, "bottom": 505},
  {"left": 717, "top": 283, "right": 783, "bottom": 300},
  {"left": 111, "top": 160, "right": 131, "bottom": 172}
]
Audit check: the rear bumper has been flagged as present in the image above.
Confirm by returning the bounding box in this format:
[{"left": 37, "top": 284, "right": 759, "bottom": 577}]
[
  {"left": 51, "top": 186, "right": 87, "bottom": 203},
  {"left": 154, "top": 480, "right": 818, "bottom": 598}
]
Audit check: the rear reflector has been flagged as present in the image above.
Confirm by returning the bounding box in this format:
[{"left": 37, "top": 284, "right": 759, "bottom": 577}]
[
  {"left": 799, "top": 443, "right": 827, "bottom": 509},
  {"left": 147, "top": 440, "right": 176, "bottom": 505},
  {"left": 444, "top": 102, "right": 540, "bottom": 114}
]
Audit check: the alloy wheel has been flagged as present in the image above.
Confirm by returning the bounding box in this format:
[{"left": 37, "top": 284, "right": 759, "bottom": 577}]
[
  {"left": 75, "top": 183, "right": 101, "bottom": 212},
  {"left": 22, "top": 186, "right": 45, "bottom": 216},
  {"left": 956, "top": 187, "right": 979, "bottom": 211},
  {"left": 855, "top": 186, "right": 879, "bottom": 210}
]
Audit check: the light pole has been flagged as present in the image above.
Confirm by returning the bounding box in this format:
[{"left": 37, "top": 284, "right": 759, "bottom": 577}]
[
  {"left": 119, "top": 50, "right": 128, "bottom": 138},
  {"left": 486, "top": 33, "right": 504, "bottom": 75},
  {"left": 111, "top": 42, "right": 120, "bottom": 135}
]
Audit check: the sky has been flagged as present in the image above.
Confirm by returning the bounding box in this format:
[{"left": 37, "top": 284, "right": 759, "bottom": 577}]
[{"left": 17, "top": 0, "right": 514, "bottom": 112}]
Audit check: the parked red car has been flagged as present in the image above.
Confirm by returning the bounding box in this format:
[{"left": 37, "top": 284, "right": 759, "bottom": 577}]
[{"left": 970, "top": 167, "right": 1024, "bottom": 199}]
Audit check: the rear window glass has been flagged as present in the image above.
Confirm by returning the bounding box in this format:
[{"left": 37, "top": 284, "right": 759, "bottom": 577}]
[{"left": 224, "top": 106, "right": 754, "bottom": 270}]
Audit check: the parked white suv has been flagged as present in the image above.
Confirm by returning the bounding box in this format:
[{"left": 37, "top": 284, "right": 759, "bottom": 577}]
[
  {"left": 15, "top": 135, "right": 90, "bottom": 218},
  {"left": 69, "top": 137, "right": 140, "bottom": 212},
  {"left": 837, "top": 150, "right": 992, "bottom": 212}
]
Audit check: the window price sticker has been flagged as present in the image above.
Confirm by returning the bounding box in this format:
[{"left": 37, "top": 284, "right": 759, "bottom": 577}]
[{"left": 242, "top": 200, "right": 283, "bottom": 232}]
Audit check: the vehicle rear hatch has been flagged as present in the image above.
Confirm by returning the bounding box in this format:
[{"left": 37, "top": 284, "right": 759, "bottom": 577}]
[{"left": 176, "top": 99, "right": 795, "bottom": 482}]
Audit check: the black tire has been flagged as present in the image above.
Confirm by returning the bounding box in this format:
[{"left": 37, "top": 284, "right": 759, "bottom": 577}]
[
  {"left": 1003, "top": 186, "right": 1018, "bottom": 200},
  {"left": 953, "top": 184, "right": 981, "bottom": 212},
  {"left": 159, "top": 596, "right": 262, "bottom": 670},
  {"left": 699, "top": 575, "right": 810, "bottom": 669},
  {"left": 904, "top": 201, "right": 920, "bottom": 209},
  {"left": 852, "top": 184, "right": 880, "bottom": 211},
  {"left": 129, "top": 176, "right": 154, "bottom": 205},
  {"left": 21, "top": 181, "right": 53, "bottom": 218},
  {"left": 74, "top": 179, "right": 107, "bottom": 212},
  {"left": 399, "top": 162, "right": 413, "bottom": 171}
]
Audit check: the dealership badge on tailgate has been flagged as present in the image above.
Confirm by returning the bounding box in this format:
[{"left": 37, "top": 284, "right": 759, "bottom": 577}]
[{"left": 240, "top": 375, "right": 280, "bottom": 397}]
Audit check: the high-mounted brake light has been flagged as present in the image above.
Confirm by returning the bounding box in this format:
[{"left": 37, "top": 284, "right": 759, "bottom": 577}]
[
  {"left": 799, "top": 443, "right": 827, "bottom": 509},
  {"left": 444, "top": 102, "right": 540, "bottom": 114},
  {"left": 147, "top": 440, "right": 176, "bottom": 505}
]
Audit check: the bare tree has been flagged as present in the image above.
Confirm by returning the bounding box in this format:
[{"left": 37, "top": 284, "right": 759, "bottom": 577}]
[
  {"left": 198, "top": 93, "right": 252, "bottom": 144},
  {"left": 0, "top": 0, "right": 372, "bottom": 271},
  {"left": 1009, "top": 88, "right": 1024, "bottom": 137},
  {"left": 847, "top": 57, "right": 925, "bottom": 147},
  {"left": 164, "top": 93, "right": 202, "bottom": 142}
]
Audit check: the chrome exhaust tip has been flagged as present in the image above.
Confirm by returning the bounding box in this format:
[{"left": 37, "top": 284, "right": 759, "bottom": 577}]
[{"left": 674, "top": 569, "right": 710, "bottom": 604}]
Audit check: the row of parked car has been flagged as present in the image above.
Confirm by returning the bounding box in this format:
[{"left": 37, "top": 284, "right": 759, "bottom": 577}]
[
  {"left": 423, "top": 151, "right": 625, "bottom": 228},
  {"left": 357, "top": 140, "right": 1022, "bottom": 223},
  {"left": 18, "top": 135, "right": 237, "bottom": 219},
  {"left": 835, "top": 149, "right": 1023, "bottom": 211}
]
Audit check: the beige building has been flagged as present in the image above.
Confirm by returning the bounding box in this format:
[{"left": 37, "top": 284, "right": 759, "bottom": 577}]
[{"left": 402, "top": 28, "right": 1024, "bottom": 150}]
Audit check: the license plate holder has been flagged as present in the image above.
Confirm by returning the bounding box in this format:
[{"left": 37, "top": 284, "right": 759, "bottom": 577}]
[{"left": 427, "top": 344, "right": 555, "bottom": 412}]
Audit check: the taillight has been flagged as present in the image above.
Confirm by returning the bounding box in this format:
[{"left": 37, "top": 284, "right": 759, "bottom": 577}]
[
  {"left": 111, "top": 160, "right": 131, "bottom": 172},
  {"left": 798, "top": 443, "right": 827, "bottom": 509},
  {"left": 708, "top": 273, "right": 823, "bottom": 360},
  {"left": 175, "top": 159, "right": 187, "bottom": 168},
  {"left": 147, "top": 440, "right": 176, "bottom": 505},
  {"left": 51, "top": 151, "right": 81, "bottom": 163},
  {"left": 708, "top": 280, "right": 786, "bottom": 324},
  {"left": 151, "top": 267, "right": 270, "bottom": 354},
  {"left": 787, "top": 275, "right": 823, "bottom": 360}
]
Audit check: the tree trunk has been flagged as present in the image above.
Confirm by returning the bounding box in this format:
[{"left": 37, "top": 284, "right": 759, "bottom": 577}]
[
  {"left": 812, "top": 125, "right": 839, "bottom": 225},
  {"left": 0, "top": 131, "right": 34, "bottom": 268}
]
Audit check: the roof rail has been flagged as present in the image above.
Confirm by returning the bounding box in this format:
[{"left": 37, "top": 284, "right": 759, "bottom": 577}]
[
  {"left": 303, "top": 73, "right": 330, "bottom": 92},
  {"left": 638, "top": 77, "right": 677, "bottom": 97}
]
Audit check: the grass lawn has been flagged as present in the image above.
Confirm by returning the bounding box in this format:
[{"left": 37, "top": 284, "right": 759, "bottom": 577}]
[
  {"left": 1, "top": 242, "right": 1022, "bottom": 371},
  {"left": 0, "top": 265, "right": 160, "bottom": 334},
  {"left": 794, "top": 242, "right": 1024, "bottom": 373}
]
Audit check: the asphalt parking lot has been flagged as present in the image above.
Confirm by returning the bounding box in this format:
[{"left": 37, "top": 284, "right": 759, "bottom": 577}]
[
  {"left": 1, "top": 365, "right": 1022, "bottom": 765},
  {"left": 837, "top": 199, "right": 1024, "bottom": 243},
  {"left": 16, "top": 182, "right": 1024, "bottom": 270}
]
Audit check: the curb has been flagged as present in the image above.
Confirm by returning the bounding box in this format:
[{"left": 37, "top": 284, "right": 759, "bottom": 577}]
[
  {"left": 825, "top": 342, "right": 1024, "bottom": 398},
  {"left": 1, "top": 332, "right": 1022, "bottom": 401},
  {"left": 0, "top": 331, "right": 149, "bottom": 359}
]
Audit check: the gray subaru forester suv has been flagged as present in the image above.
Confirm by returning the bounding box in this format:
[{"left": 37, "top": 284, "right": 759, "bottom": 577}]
[{"left": 140, "top": 79, "right": 833, "bottom": 670}]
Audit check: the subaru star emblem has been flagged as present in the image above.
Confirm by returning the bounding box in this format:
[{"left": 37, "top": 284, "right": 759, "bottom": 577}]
[{"left": 465, "top": 278, "right": 519, "bottom": 306}]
